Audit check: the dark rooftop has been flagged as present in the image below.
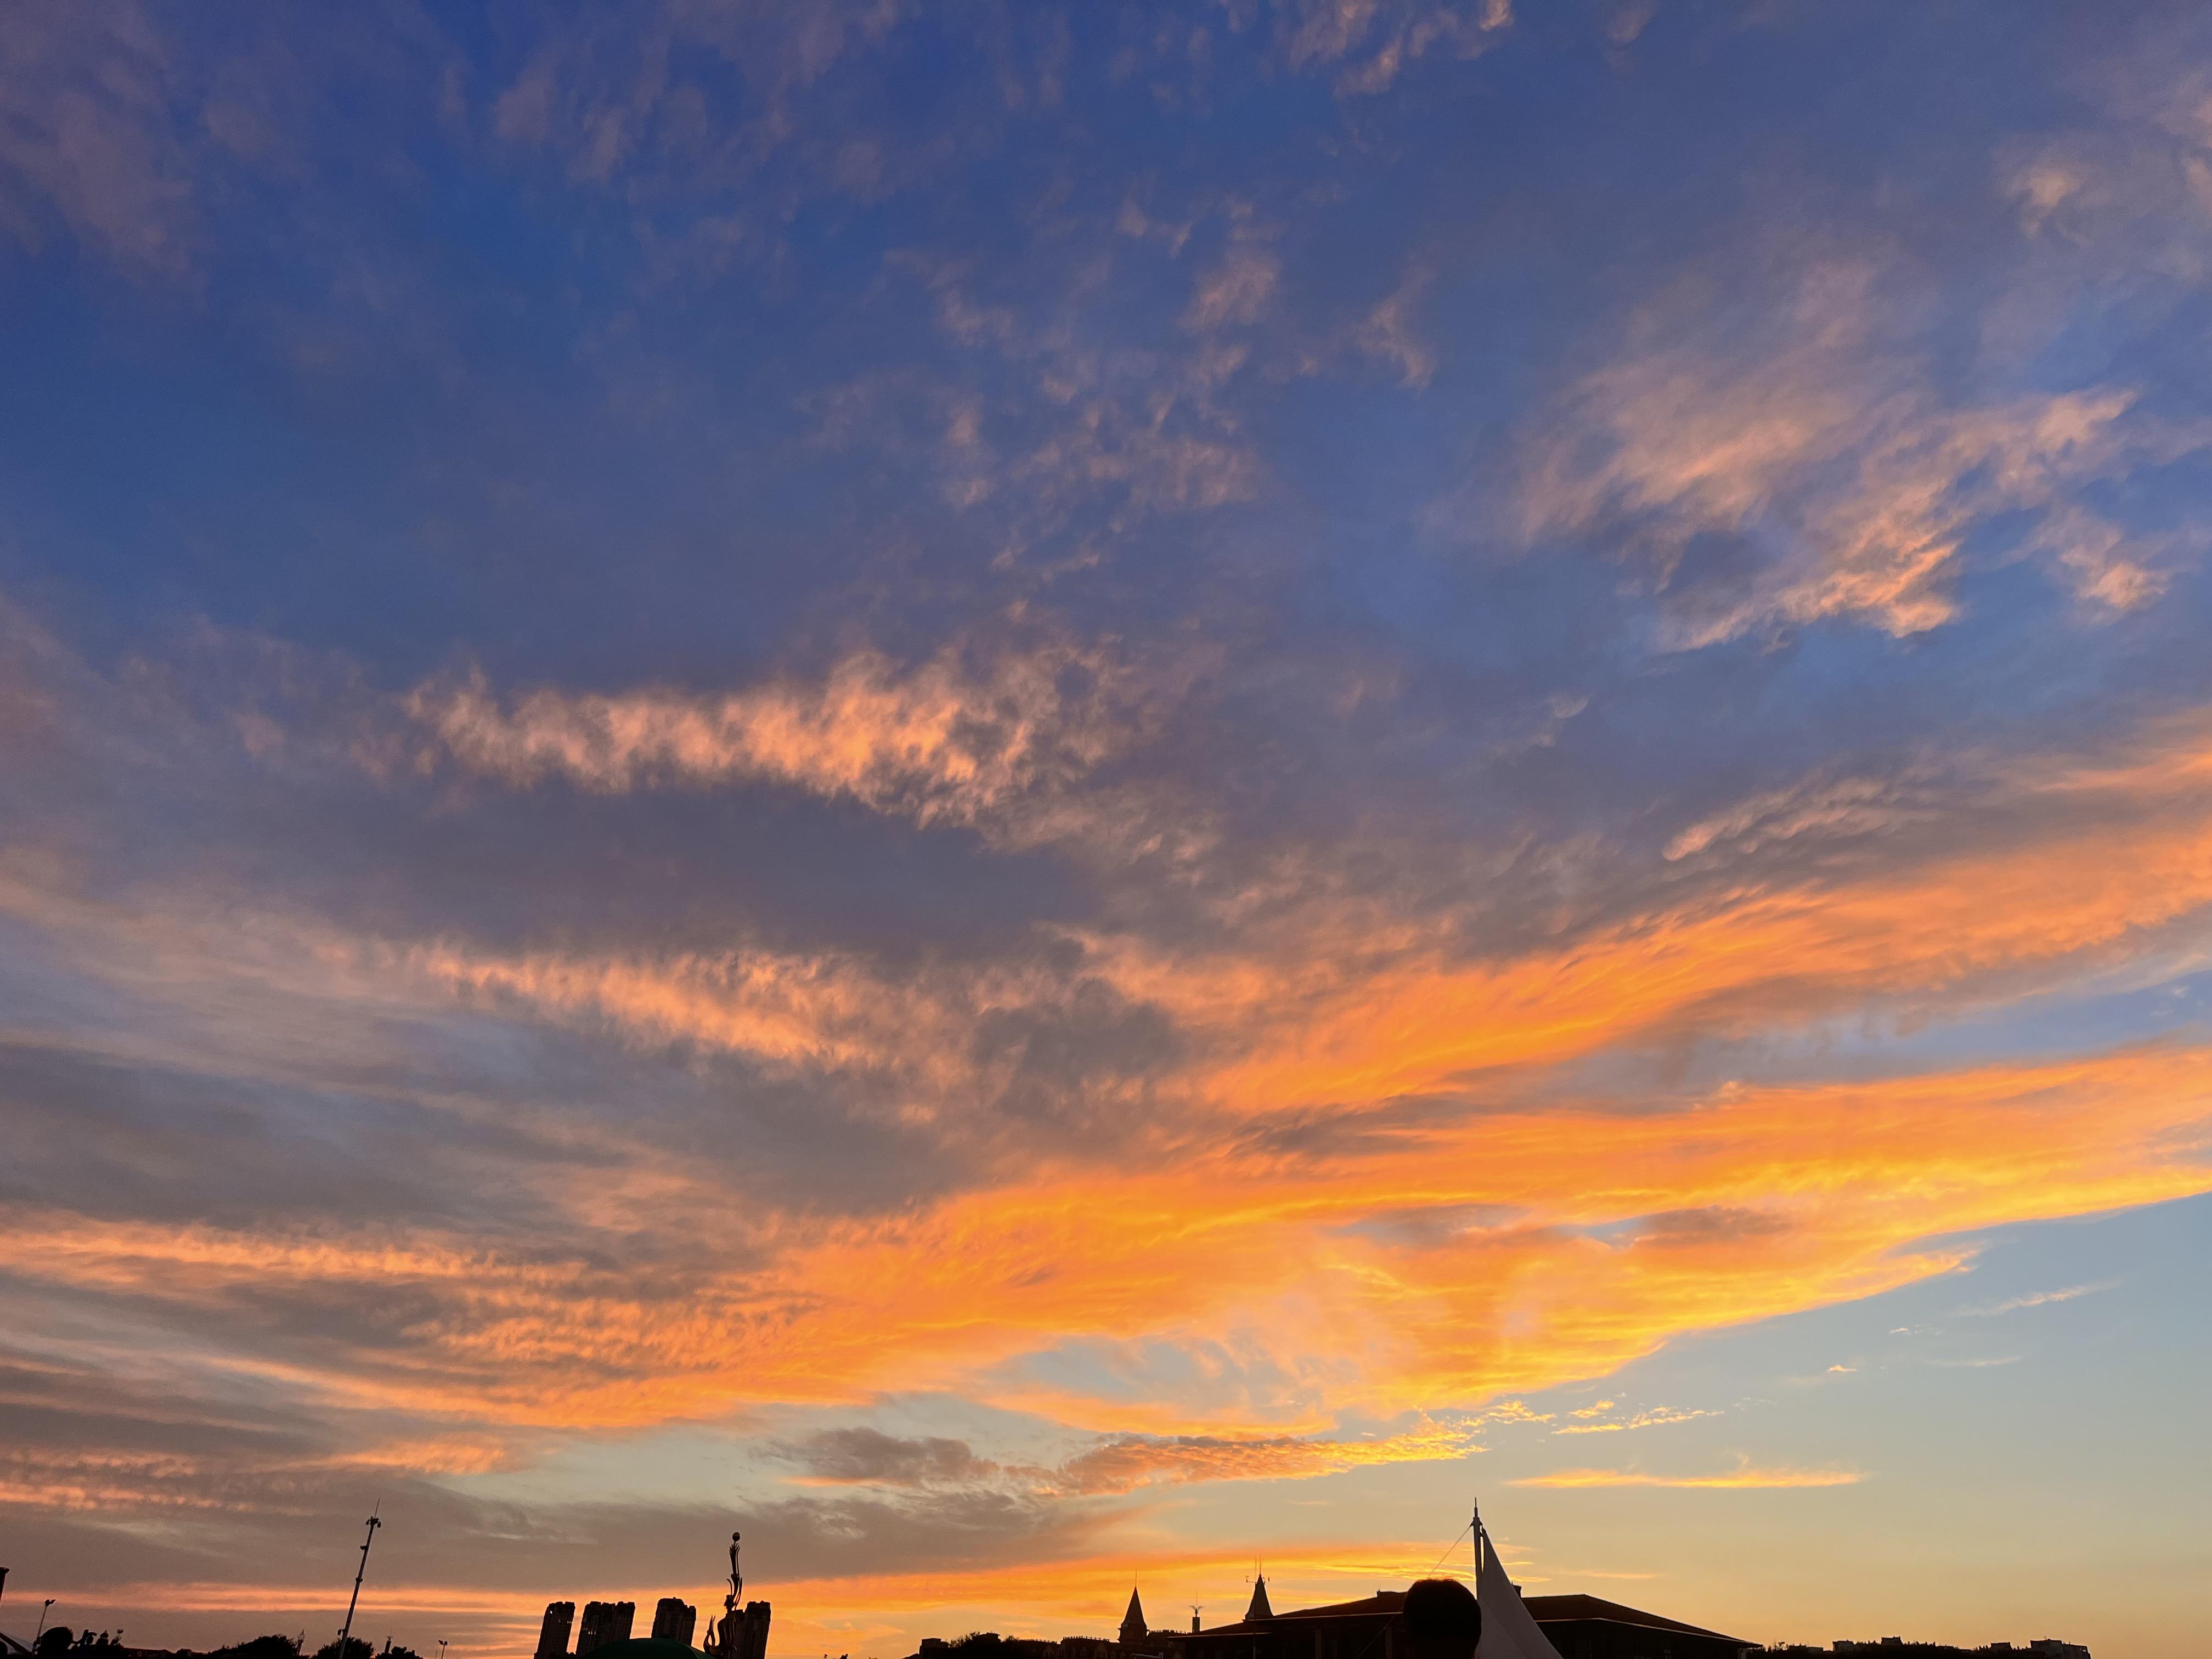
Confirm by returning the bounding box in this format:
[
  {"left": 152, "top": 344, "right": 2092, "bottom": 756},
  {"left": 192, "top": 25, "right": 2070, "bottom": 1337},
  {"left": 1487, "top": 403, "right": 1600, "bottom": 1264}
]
[
  {"left": 1523, "top": 1594, "right": 1745, "bottom": 1642},
  {"left": 1173, "top": 1589, "right": 1747, "bottom": 1648}
]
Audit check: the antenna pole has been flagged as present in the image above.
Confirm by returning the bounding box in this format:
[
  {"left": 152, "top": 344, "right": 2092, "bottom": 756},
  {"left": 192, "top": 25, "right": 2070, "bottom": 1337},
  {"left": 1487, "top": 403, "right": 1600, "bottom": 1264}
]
[{"left": 337, "top": 1513, "right": 382, "bottom": 1657}]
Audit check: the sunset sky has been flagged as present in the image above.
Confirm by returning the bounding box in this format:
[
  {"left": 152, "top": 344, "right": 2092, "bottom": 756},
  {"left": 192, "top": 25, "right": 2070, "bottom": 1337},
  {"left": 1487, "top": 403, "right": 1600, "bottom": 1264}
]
[{"left": 3, "top": 3, "right": 2210, "bottom": 1658}]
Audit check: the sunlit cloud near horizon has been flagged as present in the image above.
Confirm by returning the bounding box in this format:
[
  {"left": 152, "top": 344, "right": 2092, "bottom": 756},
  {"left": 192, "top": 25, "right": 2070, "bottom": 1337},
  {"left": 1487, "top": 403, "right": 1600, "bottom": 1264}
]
[{"left": 2, "top": 4, "right": 2209, "bottom": 1659}]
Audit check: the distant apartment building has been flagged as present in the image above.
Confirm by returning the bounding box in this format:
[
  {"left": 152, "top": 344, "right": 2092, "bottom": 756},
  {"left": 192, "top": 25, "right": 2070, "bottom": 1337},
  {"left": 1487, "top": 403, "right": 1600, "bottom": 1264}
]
[
  {"left": 538, "top": 1604, "right": 577, "bottom": 1659},
  {"left": 531, "top": 1596, "right": 765, "bottom": 1659},
  {"left": 653, "top": 1603, "right": 698, "bottom": 1647},
  {"left": 577, "top": 1604, "right": 635, "bottom": 1656}
]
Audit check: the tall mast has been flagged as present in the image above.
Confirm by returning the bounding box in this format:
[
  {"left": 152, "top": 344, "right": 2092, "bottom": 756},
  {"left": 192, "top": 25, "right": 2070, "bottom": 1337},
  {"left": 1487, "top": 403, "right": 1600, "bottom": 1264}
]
[{"left": 337, "top": 1513, "right": 381, "bottom": 1657}]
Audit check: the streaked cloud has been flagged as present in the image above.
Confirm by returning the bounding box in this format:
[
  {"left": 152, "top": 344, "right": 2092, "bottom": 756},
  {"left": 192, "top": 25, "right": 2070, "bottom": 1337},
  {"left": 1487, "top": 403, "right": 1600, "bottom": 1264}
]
[
  {"left": 1511, "top": 1465, "right": 1862, "bottom": 1490},
  {"left": 1521, "top": 254, "right": 2199, "bottom": 645},
  {"left": 1051, "top": 1419, "right": 1482, "bottom": 1494},
  {"left": 1959, "top": 1281, "right": 2120, "bottom": 1318},
  {"left": 0, "top": 3, "right": 196, "bottom": 276},
  {"left": 1553, "top": 1407, "right": 1716, "bottom": 1436},
  {"left": 1276, "top": 0, "right": 1514, "bottom": 95},
  {"left": 409, "top": 640, "right": 1133, "bottom": 831},
  {"left": 8, "top": 1030, "right": 2203, "bottom": 1439}
]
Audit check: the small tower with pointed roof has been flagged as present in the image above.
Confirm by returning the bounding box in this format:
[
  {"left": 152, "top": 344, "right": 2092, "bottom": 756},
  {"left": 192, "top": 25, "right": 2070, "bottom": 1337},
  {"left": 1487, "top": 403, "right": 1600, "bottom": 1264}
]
[
  {"left": 1244, "top": 1570, "right": 1273, "bottom": 1623},
  {"left": 1119, "top": 1587, "right": 1149, "bottom": 1647}
]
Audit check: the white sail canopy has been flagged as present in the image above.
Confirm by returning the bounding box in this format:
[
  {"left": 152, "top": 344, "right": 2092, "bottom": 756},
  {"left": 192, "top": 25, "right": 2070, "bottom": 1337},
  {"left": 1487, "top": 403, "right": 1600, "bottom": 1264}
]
[{"left": 1474, "top": 1523, "right": 1564, "bottom": 1659}]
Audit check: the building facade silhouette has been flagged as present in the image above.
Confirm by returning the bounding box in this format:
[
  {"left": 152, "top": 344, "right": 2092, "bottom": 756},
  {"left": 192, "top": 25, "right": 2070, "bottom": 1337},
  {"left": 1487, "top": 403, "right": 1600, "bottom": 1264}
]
[
  {"left": 652, "top": 1603, "right": 697, "bottom": 1647},
  {"left": 536, "top": 1604, "right": 576, "bottom": 1659},
  {"left": 576, "top": 1604, "right": 635, "bottom": 1656}
]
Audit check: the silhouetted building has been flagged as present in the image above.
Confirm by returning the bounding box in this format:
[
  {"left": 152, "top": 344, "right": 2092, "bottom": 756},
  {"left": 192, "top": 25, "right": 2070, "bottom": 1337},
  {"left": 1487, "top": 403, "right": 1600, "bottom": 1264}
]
[
  {"left": 1245, "top": 1576, "right": 1273, "bottom": 1623},
  {"left": 1121, "top": 1592, "right": 1152, "bottom": 1650},
  {"left": 905, "top": 1638, "right": 1124, "bottom": 1659},
  {"left": 1173, "top": 1587, "right": 1404, "bottom": 1659},
  {"left": 537, "top": 1603, "right": 577, "bottom": 1659},
  {"left": 1522, "top": 1595, "right": 1748, "bottom": 1659},
  {"left": 1172, "top": 1587, "right": 1751, "bottom": 1659},
  {"left": 578, "top": 1603, "right": 635, "bottom": 1655},
  {"left": 652, "top": 1602, "right": 697, "bottom": 1647},
  {"left": 721, "top": 1601, "right": 771, "bottom": 1659},
  {"left": 1788, "top": 1642, "right": 2090, "bottom": 1659}
]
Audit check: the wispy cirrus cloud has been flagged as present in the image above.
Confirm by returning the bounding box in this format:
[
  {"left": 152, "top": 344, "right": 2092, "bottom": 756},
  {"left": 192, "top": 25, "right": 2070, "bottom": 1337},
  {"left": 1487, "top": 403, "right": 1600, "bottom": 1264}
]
[
  {"left": 1959, "top": 1281, "right": 2119, "bottom": 1317},
  {"left": 772, "top": 1419, "right": 1481, "bottom": 1497},
  {"left": 1511, "top": 1465, "right": 1861, "bottom": 1490},
  {"left": 490, "top": 0, "right": 912, "bottom": 192},
  {"left": 1553, "top": 1407, "right": 1717, "bottom": 1436},
  {"left": 408, "top": 639, "right": 1135, "bottom": 830},
  {"left": 1085, "top": 707, "right": 2212, "bottom": 1115},
  {"left": 1998, "top": 16, "right": 2212, "bottom": 285},
  {"left": 0, "top": 2, "right": 196, "bottom": 276},
  {"left": 9, "top": 1032, "right": 2203, "bottom": 1437},
  {"left": 1520, "top": 252, "right": 2200, "bottom": 644},
  {"left": 1273, "top": 0, "right": 1514, "bottom": 95},
  {"left": 10, "top": 624, "right": 2212, "bottom": 1444},
  {"left": 1049, "top": 1418, "right": 1481, "bottom": 1494}
]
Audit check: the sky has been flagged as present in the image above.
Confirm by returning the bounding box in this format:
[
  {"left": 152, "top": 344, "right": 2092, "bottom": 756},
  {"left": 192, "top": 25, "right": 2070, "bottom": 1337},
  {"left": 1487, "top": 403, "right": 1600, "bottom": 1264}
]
[{"left": 2, "top": 2, "right": 2210, "bottom": 1657}]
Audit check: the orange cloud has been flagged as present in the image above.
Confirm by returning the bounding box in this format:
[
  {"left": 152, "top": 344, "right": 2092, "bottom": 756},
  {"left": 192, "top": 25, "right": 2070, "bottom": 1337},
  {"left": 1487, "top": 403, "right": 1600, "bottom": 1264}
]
[
  {"left": 1510, "top": 1466, "right": 1861, "bottom": 1489},
  {"left": 74, "top": 1582, "right": 552, "bottom": 1617},
  {"left": 1088, "top": 711, "right": 2212, "bottom": 1114},
  {"left": 407, "top": 935, "right": 993, "bottom": 1086},
  {"left": 1519, "top": 252, "right": 2198, "bottom": 642},
  {"left": 409, "top": 641, "right": 1128, "bottom": 828},
  {"left": 9, "top": 693, "right": 2212, "bottom": 1467},
  {"left": 351, "top": 703, "right": 2212, "bottom": 1161},
  {"left": 0, "top": 1437, "right": 510, "bottom": 1515},
  {"left": 1052, "top": 1419, "right": 1482, "bottom": 1494},
  {"left": 889, "top": 1042, "right": 2210, "bottom": 1430},
  {"left": 6, "top": 1037, "right": 2204, "bottom": 1437},
  {"left": 1553, "top": 1407, "right": 1714, "bottom": 1435}
]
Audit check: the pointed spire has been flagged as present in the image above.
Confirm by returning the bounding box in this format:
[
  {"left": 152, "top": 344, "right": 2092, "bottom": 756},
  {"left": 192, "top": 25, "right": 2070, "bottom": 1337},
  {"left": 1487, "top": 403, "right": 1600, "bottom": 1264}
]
[
  {"left": 1120, "top": 1586, "right": 1148, "bottom": 1646},
  {"left": 1243, "top": 1569, "right": 1273, "bottom": 1623}
]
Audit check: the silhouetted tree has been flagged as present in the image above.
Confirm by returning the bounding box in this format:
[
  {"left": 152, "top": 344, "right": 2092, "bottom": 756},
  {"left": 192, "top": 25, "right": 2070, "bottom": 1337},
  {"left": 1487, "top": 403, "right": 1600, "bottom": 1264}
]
[
  {"left": 313, "top": 1639, "right": 373, "bottom": 1659},
  {"left": 947, "top": 1635, "right": 1007, "bottom": 1659},
  {"left": 36, "top": 1629, "right": 74, "bottom": 1657},
  {"left": 215, "top": 1636, "right": 303, "bottom": 1659}
]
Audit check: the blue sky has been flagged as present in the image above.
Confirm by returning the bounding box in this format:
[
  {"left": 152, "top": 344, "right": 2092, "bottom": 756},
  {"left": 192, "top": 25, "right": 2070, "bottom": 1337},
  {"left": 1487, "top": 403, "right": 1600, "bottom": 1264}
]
[{"left": 2, "top": 4, "right": 2210, "bottom": 1658}]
